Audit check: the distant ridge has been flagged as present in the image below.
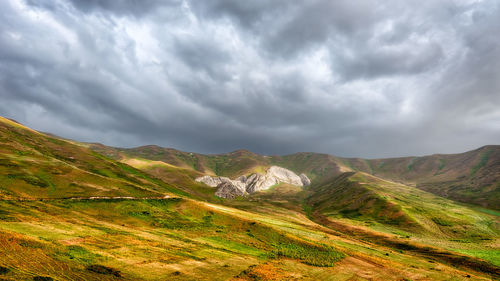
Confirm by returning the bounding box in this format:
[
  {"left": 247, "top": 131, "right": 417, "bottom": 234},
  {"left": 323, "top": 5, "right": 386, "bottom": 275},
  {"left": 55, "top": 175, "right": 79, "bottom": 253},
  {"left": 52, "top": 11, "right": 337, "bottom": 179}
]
[{"left": 90, "top": 142, "right": 500, "bottom": 210}]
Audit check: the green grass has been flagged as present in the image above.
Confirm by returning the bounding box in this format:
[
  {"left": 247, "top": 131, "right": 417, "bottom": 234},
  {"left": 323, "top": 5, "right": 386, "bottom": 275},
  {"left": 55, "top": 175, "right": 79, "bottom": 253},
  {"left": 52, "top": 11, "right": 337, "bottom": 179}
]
[
  {"left": 470, "top": 149, "right": 492, "bottom": 176},
  {"left": 476, "top": 207, "right": 500, "bottom": 217},
  {"left": 434, "top": 159, "right": 446, "bottom": 175},
  {"left": 57, "top": 245, "right": 102, "bottom": 264},
  {"left": 438, "top": 159, "right": 445, "bottom": 170},
  {"left": 407, "top": 158, "right": 416, "bottom": 171},
  {"left": 302, "top": 201, "right": 313, "bottom": 218},
  {"left": 451, "top": 249, "right": 500, "bottom": 267}
]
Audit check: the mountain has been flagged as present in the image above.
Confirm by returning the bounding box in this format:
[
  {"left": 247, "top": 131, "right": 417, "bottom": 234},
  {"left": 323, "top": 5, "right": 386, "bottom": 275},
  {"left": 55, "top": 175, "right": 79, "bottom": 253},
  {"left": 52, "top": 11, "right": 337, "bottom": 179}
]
[{"left": 0, "top": 116, "right": 499, "bottom": 280}]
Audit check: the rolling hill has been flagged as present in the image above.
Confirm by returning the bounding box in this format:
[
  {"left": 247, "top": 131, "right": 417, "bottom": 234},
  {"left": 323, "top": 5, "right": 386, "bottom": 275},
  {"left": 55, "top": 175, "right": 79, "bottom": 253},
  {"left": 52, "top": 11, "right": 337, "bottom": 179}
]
[
  {"left": 307, "top": 172, "right": 499, "bottom": 247},
  {"left": 341, "top": 146, "right": 500, "bottom": 210}
]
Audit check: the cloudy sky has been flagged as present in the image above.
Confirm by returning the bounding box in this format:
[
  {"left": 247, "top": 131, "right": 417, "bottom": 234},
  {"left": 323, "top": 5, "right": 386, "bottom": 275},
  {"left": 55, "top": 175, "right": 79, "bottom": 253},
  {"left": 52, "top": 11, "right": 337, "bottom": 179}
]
[{"left": 1, "top": 0, "right": 499, "bottom": 158}]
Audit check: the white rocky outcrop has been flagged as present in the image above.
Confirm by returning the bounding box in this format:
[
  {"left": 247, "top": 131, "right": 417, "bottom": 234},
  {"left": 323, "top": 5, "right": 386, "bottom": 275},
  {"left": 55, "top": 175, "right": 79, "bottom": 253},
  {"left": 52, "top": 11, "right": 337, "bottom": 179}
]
[
  {"left": 268, "top": 166, "right": 304, "bottom": 186},
  {"left": 245, "top": 173, "right": 278, "bottom": 193},
  {"left": 195, "top": 175, "right": 246, "bottom": 189},
  {"left": 196, "top": 166, "right": 310, "bottom": 199},
  {"left": 195, "top": 175, "right": 227, "bottom": 187}
]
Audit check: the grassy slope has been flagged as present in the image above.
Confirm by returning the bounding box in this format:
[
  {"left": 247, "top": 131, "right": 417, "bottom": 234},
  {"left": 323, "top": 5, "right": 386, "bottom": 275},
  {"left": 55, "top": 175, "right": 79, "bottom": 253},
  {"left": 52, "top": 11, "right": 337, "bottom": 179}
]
[
  {"left": 90, "top": 145, "right": 273, "bottom": 178},
  {"left": 341, "top": 146, "right": 500, "bottom": 210},
  {"left": 306, "top": 172, "right": 500, "bottom": 267},
  {"left": 0, "top": 117, "right": 184, "bottom": 199},
  {"left": 270, "top": 153, "right": 349, "bottom": 183},
  {"left": 4, "top": 195, "right": 494, "bottom": 280},
  {"left": 119, "top": 157, "right": 220, "bottom": 201},
  {"left": 0, "top": 198, "right": 348, "bottom": 280}
]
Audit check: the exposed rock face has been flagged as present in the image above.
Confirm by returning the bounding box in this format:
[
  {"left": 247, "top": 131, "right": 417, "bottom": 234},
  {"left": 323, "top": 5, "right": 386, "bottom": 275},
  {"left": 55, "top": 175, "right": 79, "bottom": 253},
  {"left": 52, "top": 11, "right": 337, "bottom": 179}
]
[
  {"left": 267, "top": 166, "right": 304, "bottom": 186},
  {"left": 195, "top": 175, "right": 228, "bottom": 187},
  {"left": 300, "top": 173, "right": 311, "bottom": 186},
  {"left": 214, "top": 181, "right": 246, "bottom": 199},
  {"left": 245, "top": 173, "right": 279, "bottom": 193},
  {"left": 196, "top": 166, "right": 311, "bottom": 199},
  {"left": 196, "top": 175, "right": 246, "bottom": 191}
]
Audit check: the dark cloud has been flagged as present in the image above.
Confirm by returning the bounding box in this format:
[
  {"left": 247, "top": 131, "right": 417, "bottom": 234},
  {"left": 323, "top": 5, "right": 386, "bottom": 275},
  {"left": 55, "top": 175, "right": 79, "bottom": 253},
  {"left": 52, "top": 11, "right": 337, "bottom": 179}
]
[
  {"left": 262, "top": 1, "right": 382, "bottom": 58},
  {"left": 189, "top": 0, "right": 293, "bottom": 30},
  {"left": 67, "top": 0, "right": 181, "bottom": 17},
  {"left": 0, "top": 0, "right": 499, "bottom": 158},
  {"left": 332, "top": 41, "right": 444, "bottom": 80},
  {"left": 172, "top": 35, "right": 233, "bottom": 81}
]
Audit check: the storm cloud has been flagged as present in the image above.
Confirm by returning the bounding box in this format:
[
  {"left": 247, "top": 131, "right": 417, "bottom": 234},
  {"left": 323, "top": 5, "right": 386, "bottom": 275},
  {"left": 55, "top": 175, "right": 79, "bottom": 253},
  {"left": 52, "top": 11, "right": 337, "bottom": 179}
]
[{"left": 1, "top": 0, "right": 499, "bottom": 158}]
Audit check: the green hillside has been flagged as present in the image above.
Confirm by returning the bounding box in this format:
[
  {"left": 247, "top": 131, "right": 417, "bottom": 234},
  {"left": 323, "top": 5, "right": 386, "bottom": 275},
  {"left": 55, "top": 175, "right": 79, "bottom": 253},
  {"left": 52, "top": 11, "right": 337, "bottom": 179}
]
[
  {"left": 301, "top": 172, "right": 500, "bottom": 274},
  {"left": 307, "top": 172, "right": 499, "bottom": 245},
  {"left": 0, "top": 117, "right": 186, "bottom": 199},
  {"left": 342, "top": 146, "right": 500, "bottom": 210}
]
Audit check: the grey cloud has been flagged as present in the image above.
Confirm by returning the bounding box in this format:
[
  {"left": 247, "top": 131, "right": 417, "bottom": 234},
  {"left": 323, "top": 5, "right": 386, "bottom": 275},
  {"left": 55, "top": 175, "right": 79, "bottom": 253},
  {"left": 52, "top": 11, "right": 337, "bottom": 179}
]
[
  {"left": 262, "top": 0, "right": 383, "bottom": 58},
  {"left": 66, "top": 0, "right": 181, "bottom": 17},
  {"left": 424, "top": 2, "right": 500, "bottom": 123},
  {"left": 1, "top": 0, "right": 499, "bottom": 158},
  {"left": 192, "top": 0, "right": 383, "bottom": 58},
  {"left": 332, "top": 41, "right": 444, "bottom": 80},
  {"left": 172, "top": 35, "right": 233, "bottom": 81},
  {"left": 189, "top": 0, "right": 293, "bottom": 30}
]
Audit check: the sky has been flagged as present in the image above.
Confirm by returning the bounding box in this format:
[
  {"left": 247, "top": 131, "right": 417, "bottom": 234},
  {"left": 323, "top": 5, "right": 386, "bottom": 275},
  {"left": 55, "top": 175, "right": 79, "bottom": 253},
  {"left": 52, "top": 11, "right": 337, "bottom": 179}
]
[{"left": 1, "top": 0, "right": 499, "bottom": 158}]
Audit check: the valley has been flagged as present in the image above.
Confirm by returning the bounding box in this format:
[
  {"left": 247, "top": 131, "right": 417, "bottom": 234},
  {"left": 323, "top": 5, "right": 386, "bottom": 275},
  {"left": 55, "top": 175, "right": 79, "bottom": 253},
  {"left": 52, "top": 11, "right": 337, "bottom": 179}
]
[{"left": 0, "top": 116, "right": 499, "bottom": 280}]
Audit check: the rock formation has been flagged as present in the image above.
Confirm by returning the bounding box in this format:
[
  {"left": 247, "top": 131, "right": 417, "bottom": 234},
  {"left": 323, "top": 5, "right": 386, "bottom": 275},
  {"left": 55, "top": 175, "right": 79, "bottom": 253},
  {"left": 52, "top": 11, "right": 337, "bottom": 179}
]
[
  {"left": 195, "top": 175, "right": 228, "bottom": 187},
  {"left": 196, "top": 166, "right": 310, "bottom": 199}
]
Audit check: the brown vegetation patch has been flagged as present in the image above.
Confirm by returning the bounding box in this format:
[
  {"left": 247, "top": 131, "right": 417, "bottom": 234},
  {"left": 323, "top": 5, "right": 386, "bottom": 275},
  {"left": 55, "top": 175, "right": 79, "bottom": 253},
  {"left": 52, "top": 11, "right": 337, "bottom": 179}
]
[
  {"left": 232, "top": 262, "right": 300, "bottom": 281},
  {"left": 86, "top": 264, "right": 121, "bottom": 277}
]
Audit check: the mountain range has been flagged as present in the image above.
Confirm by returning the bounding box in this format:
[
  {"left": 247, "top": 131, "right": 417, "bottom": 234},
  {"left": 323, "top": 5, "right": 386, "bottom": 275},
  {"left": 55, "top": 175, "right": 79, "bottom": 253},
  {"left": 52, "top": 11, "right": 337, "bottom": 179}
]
[{"left": 0, "top": 115, "right": 499, "bottom": 281}]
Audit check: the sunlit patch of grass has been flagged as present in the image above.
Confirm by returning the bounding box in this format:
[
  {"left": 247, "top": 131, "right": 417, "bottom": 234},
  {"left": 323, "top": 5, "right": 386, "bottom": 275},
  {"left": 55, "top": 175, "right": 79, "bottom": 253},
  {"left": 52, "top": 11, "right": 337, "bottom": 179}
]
[
  {"left": 476, "top": 207, "right": 500, "bottom": 217},
  {"left": 451, "top": 249, "right": 500, "bottom": 267}
]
